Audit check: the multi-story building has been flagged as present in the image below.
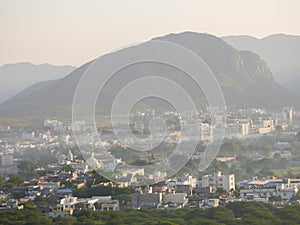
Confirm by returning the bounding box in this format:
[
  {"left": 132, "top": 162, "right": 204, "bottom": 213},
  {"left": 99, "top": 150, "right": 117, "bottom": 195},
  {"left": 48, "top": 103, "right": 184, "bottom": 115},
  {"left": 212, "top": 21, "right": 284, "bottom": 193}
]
[
  {"left": 77, "top": 196, "right": 119, "bottom": 211},
  {"left": 56, "top": 196, "right": 78, "bottom": 212},
  {"left": 44, "top": 119, "right": 64, "bottom": 131},
  {"left": 239, "top": 177, "right": 300, "bottom": 201},
  {"left": 240, "top": 184, "right": 298, "bottom": 201},
  {"left": 260, "top": 117, "right": 274, "bottom": 128},
  {"left": 101, "top": 200, "right": 120, "bottom": 211},
  {"left": 199, "top": 123, "right": 212, "bottom": 142},
  {"left": 225, "top": 122, "right": 250, "bottom": 138},
  {"left": 0, "top": 153, "right": 13, "bottom": 166},
  {"left": 257, "top": 117, "right": 275, "bottom": 134},
  {"left": 198, "top": 171, "right": 235, "bottom": 192},
  {"left": 283, "top": 107, "right": 293, "bottom": 121}
]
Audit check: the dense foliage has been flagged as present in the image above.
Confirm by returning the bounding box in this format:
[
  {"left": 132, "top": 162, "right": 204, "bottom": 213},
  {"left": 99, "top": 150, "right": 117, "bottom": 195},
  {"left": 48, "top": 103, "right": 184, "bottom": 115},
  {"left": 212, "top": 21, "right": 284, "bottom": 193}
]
[{"left": 1, "top": 202, "right": 300, "bottom": 225}]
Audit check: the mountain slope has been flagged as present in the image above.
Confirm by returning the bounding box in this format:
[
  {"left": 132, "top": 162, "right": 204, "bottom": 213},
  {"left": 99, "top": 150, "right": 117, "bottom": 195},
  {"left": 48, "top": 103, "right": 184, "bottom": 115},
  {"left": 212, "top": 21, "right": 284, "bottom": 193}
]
[
  {"left": 222, "top": 34, "right": 300, "bottom": 95},
  {"left": 0, "top": 62, "right": 76, "bottom": 103},
  {"left": 0, "top": 32, "right": 298, "bottom": 123},
  {"left": 155, "top": 32, "right": 297, "bottom": 109}
]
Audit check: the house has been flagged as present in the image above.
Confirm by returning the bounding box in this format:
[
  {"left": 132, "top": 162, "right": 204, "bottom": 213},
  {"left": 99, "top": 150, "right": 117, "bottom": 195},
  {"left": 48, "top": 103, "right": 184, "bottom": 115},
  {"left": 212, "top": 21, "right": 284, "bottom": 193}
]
[
  {"left": 193, "top": 186, "right": 214, "bottom": 199},
  {"left": 48, "top": 196, "right": 78, "bottom": 217},
  {"left": 77, "top": 196, "right": 120, "bottom": 211},
  {"left": 274, "top": 142, "right": 291, "bottom": 150},
  {"left": 163, "top": 193, "right": 188, "bottom": 207},
  {"left": 101, "top": 200, "right": 119, "bottom": 211},
  {"left": 199, "top": 199, "right": 219, "bottom": 208},
  {"left": 131, "top": 189, "right": 163, "bottom": 209},
  {"left": 175, "top": 184, "right": 192, "bottom": 195}
]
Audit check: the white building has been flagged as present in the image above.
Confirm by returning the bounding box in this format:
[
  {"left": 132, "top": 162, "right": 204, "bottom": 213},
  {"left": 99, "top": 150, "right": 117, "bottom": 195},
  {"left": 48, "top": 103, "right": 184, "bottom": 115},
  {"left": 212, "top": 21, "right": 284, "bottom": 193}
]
[
  {"left": 240, "top": 184, "right": 298, "bottom": 201},
  {"left": 57, "top": 196, "right": 78, "bottom": 212},
  {"left": 44, "top": 119, "right": 64, "bottom": 131},
  {"left": 78, "top": 196, "right": 119, "bottom": 211},
  {"left": 67, "top": 150, "right": 74, "bottom": 161},
  {"left": 86, "top": 153, "right": 103, "bottom": 170},
  {"left": 0, "top": 154, "right": 13, "bottom": 166},
  {"left": 199, "top": 171, "right": 235, "bottom": 192},
  {"left": 199, "top": 199, "right": 219, "bottom": 208},
  {"left": 280, "top": 150, "right": 292, "bottom": 161},
  {"left": 225, "top": 122, "right": 250, "bottom": 138},
  {"left": 199, "top": 123, "right": 212, "bottom": 142},
  {"left": 257, "top": 117, "right": 275, "bottom": 134},
  {"left": 72, "top": 120, "right": 86, "bottom": 132},
  {"left": 283, "top": 107, "right": 293, "bottom": 121},
  {"left": 274, "top": 142, "right": 291, "bottom": 150}
]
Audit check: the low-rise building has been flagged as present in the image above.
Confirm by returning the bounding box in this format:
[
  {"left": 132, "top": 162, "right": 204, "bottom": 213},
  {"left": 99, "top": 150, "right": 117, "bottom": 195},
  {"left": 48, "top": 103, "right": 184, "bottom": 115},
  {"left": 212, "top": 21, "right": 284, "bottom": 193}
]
[
  {"left": 199, "top": 199, "right": 219, "bottom": 208},
  {"left": 131, "top": 190, "right": 163, "bottom": 209},
  {"left": 163, "top": 193, "right": 188, "bottom": 207},
  {"left": 57, "top": 196, "right": 78, "bottom": 211},
  {"left": 239, "top": 177, "right": 299, "bottom": 201},
  {"left": 240, "top": 184, "right": 298, "bottom": 201}
]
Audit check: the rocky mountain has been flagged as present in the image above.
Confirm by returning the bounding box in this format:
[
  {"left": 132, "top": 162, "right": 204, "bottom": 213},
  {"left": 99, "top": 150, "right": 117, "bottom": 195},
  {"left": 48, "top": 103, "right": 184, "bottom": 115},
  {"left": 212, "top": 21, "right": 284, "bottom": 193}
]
[
  {"left": 222, "top": 34, "right": 300, "bottom": 96},
  {"left": 0, "top": 62, "right": 76, "bottom": 103},
  {"left": 0, "top": 32, "right": 298, "bottom": 123}
]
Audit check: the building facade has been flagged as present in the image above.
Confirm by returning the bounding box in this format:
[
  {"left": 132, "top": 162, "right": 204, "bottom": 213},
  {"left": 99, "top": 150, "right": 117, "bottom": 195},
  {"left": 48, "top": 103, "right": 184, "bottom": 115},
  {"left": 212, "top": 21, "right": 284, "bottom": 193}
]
[{"left": 199, "top": 172, "right": 235, "bottom": 192}]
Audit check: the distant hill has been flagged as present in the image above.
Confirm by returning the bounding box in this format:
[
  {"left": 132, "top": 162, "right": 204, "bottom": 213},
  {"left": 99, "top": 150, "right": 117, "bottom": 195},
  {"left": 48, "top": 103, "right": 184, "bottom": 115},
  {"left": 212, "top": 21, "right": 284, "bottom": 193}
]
[
  {"left": 0, "top": 62, "right": 76, "bottom": 103},
  {"left": 222, "top": 34, "right": 300, "bottom": 96},
  {"left": 0, "top": 32, "right": 298, "bottom": 123}
]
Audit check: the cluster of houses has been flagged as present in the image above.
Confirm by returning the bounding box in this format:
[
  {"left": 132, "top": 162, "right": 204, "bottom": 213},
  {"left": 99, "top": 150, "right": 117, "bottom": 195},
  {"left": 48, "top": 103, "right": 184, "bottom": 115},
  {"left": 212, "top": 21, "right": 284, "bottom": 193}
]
[
  {"left": 1, "top": 168, "right": 300, "bottom": 217},
  {"left": 239, "top": 177, "right": 300, "bottom": 202},
  {"left": 0, "top": 106, "right": 300, "bottom": 216},
  {"left": 131, "top": 172, "right": 235, "bottom": 209}
]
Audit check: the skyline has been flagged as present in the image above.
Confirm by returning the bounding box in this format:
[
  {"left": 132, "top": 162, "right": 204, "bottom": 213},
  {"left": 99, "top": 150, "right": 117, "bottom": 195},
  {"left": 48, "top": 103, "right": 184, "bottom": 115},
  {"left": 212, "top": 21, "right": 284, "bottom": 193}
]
[{"left": 1, "top": 0, "right": 300, "bottom": 66}]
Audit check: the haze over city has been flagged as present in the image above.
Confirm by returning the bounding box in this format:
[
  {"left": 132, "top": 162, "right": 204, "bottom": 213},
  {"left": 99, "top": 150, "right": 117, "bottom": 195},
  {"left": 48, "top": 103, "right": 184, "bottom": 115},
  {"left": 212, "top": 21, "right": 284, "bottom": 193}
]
[{"left": 1, "top": 1, "right": 300, "bottom": 224}]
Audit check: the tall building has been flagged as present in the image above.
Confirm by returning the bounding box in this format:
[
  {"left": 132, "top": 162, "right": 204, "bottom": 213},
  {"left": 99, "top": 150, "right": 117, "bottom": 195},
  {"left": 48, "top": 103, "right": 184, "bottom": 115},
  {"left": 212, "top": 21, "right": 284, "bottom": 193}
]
[
  {"left": 283, "top": 107, "right": 293, "bottom": 121},
  {"left": 199, "top": 123, "right": 212, "bottom": 141},
  {"left": 67, "top": 150, "right": 74, "bottom": 161}
]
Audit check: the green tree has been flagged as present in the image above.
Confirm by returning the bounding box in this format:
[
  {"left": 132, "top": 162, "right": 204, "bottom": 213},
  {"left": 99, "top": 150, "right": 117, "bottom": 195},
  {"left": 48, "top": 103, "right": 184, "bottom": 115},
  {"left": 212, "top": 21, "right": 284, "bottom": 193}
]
[
  {"left": 60, "top": 164, "right": 75, "bottom": 173},
  {"left": 273, "top": 152, "right": 281, "bottom": 160},
  {"left": 220, "top": 141, "right": 239, "bottom": 156},
  {"left": 216, "top": 187, "right": 228, "bottom": 196},
  {"left": 4, "top": 175, "right": 23, "bottom": 189},
  {"left": 245, "top": 166, "right": 256, "bottom": 176}
]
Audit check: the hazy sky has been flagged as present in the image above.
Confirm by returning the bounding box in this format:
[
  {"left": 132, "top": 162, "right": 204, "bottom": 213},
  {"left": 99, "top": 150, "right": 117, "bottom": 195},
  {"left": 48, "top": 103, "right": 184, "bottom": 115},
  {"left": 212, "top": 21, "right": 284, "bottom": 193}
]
[{"left": 1, "top": 0, "right": 300, "bottom": 67}]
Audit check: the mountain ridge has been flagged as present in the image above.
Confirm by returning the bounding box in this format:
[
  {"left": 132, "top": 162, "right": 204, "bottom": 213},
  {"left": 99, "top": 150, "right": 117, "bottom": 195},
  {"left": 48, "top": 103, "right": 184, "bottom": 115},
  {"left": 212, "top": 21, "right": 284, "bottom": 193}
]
[
  {"left": 222, "top": 33, "right": 300, "bottom": 96},
  {"left": 0, "top": 32, "right": 298, "bottom": 124},
  {"left": 0, "top": 62, "right": 76, "bottom": 103}
]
